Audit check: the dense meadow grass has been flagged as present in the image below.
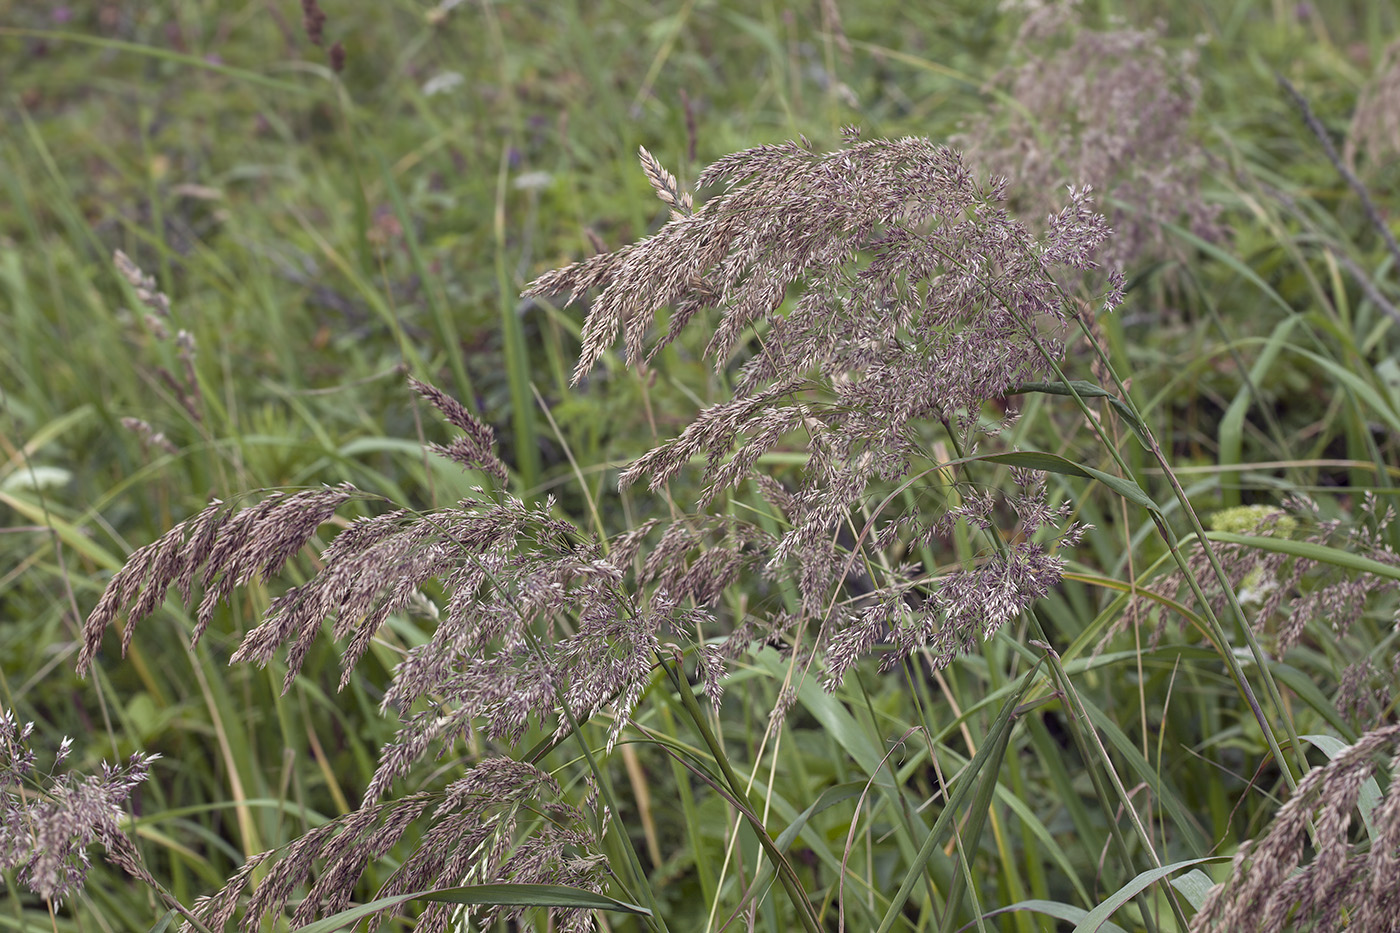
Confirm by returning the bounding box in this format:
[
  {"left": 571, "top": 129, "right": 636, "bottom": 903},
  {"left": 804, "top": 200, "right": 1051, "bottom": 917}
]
[{"left": 3, "top": 1, "right": 1400, "bottom": 930}]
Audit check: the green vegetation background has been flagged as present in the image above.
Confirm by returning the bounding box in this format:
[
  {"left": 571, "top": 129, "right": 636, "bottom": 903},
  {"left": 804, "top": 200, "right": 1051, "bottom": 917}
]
[{"left": 2, "top": 0, "right": 1399, "bottom": 930}]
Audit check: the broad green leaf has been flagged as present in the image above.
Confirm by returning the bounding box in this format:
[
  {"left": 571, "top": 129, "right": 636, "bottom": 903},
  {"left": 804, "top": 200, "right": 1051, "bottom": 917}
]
[
  {"left": 963, "top": 450, "right": 1159, "bottom": 512},
  {"left": 1171, "top": 868, "right": 1218, "bottom": 911},
  {"left": 1217, "top": 317, "right": 1300, "bottom": 507},
  {"left": 1076, "top": 694, "right": 1211, "bottom": 853},
  {"left": 875, "top": 665, "right": 1037, "bottom": 933},
  {"left": 1287, "top": 345, "right": 1400, "bottom": 435},
  {"left": 1011, "top": 380, "right": 1152, "bottom": 450},
  {"left": 0, "top": 489, "right": 122, "bottom": 568},
  {"left": 773, "top": 781, "right": 868, "bottom": 851}
]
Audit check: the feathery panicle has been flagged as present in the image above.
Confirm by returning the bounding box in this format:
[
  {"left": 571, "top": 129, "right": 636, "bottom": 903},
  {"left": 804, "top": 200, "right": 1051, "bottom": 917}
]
[
  {"left": 637, "top": 145, "right": 693, "bottom": 220},
  {"left": 113, "top": 249, "right": 171, "bottom": 319},
  {"left": 409, "top": 376, "right": 510, "bottom": 483},
  {"left": 114, "top": 250, "right": 203, "bottom": 421},
  {"left": 300, "top": 0, "right": 326, "bottom": 45},
  {"left": 527, "top": 135, "right": 1072, "bottom": 387},
  {"left": 526, "top": 132, "right": 1108, "bottom": 685},
  {"left": 85, "top": 478, "right": 699, "bottom": 804},
  {"left": 956, "top": 7, "right": 1221, "bottom": 272},
  {"left": 79, "top": 132, "right": 1120, "bottom": 928},
  {"left": 184, "top": 759, "right": 605, "bottom": 933},
  {"left": 1143, "top": 494, "right": 1400, "bottom": 662},
  {"left": 1191, "top": 723, "right": 1400, "bottom": 933},
  {"left": 821, "top": 470, "right": 1085, "bottom": 689},
  {"left": 78, "top": 485, "right": 360, "bottom": 676},
  {"left": 0, "top": 710, "right": 159, "bottom": 905},
  {"left": 120, "top": 417, "right": 179, "bottom": 457}
]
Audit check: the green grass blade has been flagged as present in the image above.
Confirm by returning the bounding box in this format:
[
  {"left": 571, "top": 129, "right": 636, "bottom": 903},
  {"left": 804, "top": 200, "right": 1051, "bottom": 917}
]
[
  {"left": 289, "top": 883, "right": 651, "bottom": 933},
  {"left": 875, "top": 665, "right": 1037, "bottom": 933},
  {"left": 1070, "top": 857, "right": 1229, "bottom": 933}
]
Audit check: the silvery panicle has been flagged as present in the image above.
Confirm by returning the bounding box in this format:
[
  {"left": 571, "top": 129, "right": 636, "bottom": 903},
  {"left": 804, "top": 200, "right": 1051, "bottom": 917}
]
[
  {"left": 114, "top": 250, "right": 202, "bottom": 424},
  {"left": 1191, "top": 723, "right": 1400, "bottom": 933},
  {"left": 525, "top": 133, "right": 1107, "bottom": 687},
  {"left": 957, "top": 2, "right": 1222, "bottom": 275},
  {"left": 822, "top": 467, "right": 1088, "bottom": 691},
  {"left": 0, "top": 709, "right": 159, "bottom": 906},
  {"left": 75, "top": 476, "right": 685, "bottom": 800}
]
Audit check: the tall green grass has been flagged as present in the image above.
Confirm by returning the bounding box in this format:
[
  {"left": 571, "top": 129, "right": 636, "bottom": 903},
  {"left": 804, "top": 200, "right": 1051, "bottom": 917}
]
[{"left": 3, "top": 1, "right": 1399, "bottom": 930}]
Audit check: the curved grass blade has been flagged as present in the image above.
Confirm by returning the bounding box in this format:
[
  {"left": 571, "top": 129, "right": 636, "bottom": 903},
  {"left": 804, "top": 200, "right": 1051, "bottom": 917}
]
[
  {"left": 290, "top": 883, "right": 651, "bottom": 933},
  {"left": 0, "top": 28, "right": 318, "bottom": 96},
  {"left": 977, "top": 899, "right": 1129, "bottom": 933},
  {"left": 1010, "top": 381, "right": 1152, "bottom": 450},
  {"left": 1170, "top": 868, "right": 1217, "bottom": 911},
  {"left": 1069, "top": 857, "right": 1229, "bottom": 933},
  {"left": 1207, "top": 531, "right": 1400, "bottom": 582},
  {"left": 966, "top": 450, "right": 1159, "bottom": 512}
]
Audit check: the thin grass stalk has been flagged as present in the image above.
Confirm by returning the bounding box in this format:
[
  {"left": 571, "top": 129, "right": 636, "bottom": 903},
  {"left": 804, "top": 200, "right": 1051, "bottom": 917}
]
[
  {"left": 142, "top": 878, "right": 219, "bottom": 933},
  {"left": 375, "top": 148, "right": 476, "bottom": 406},
  {"left": 934, "top": 720, "right": 1008, "bottom": 933},
  {"left": 1, "top": 26, "right": 314, "bottom": 95},
  {"left": 929, "top": 434, "right": 1103, "bottom": 924},
  {"left": 852, "top": 672, "right": 943, "bottom": 915},
  {"left": 914, "top": 214, "right": 1303, "bottom": 787},
  {"left": 633, "top": 719, "right": 825, "bottom": 930},
  {"left": 1032, "top": 320, "right": 1306, "bottom": 788},
  {"left": 534, "top": 383, "right": 609, "bottom": 545},
  {"left": 1070, "top": 341, "right": 1307, "bottom": 782},
  {"left": 657, "top": 702, "right": 717, "bottom": 906},
  {"left": 659, "top": 653, "right": 824, "bottom": 933},
  {"left": 287, "top": 205, "right": 431, "bottom": 385},
  {"left": 873, "top": 667, "right": 1036, "bottom": 933},
  {"left": 538, "top": 643, "right": 670, "bottom": 933},
  {"left": 835, "top": 724, "right": 926, "bottom": 933},
  {"left": 1278, "top": 73, "right": 1400, "bottom": 273},
  {"left": 942, "top": 507, "right": 1043, "bottom": 933},
  {"left": 1035, "top": 636, "right": 1192, "bottom": 932},
  {"left": 976, "top": 706, "right": 1042, "bottom": 933}
]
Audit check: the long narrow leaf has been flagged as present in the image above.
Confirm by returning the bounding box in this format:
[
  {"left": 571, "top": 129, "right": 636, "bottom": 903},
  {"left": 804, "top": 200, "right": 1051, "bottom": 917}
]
[
  {"left": 979, "top": 899, "right": 1129, "bottom": 933},
  {"left": 290, "top": 883, "right": 651, "bottom": 933},
  {"left": 1208, "top": 531, "right": 1400, "bottom": 582},
  {"left": 965, "top": 450, "right": 1159, "bottom": 512},
  {"left": 1070, "top": 857, "right": 1228, "bottom": 933}
]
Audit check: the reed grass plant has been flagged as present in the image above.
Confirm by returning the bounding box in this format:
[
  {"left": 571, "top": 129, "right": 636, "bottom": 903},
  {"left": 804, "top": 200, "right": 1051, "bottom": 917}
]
[{"left": 4, "top": 2, "right": 1400, "bottom": 931}]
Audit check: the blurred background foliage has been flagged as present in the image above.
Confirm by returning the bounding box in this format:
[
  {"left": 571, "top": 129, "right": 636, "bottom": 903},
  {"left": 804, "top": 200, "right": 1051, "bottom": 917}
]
[{"left": 2, "top": 0, "right": 1399, "bottom": 929}]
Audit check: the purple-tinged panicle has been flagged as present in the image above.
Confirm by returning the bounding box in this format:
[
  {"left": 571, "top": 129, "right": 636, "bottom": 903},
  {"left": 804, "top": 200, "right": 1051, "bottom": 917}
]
[{"left": 0, "top": 710, "right": 159, "bottom": 905}]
